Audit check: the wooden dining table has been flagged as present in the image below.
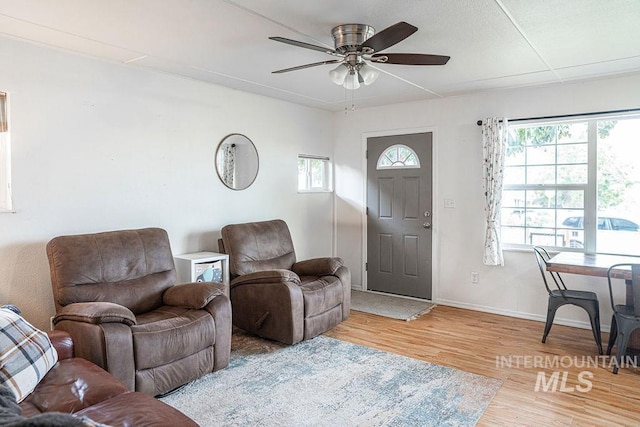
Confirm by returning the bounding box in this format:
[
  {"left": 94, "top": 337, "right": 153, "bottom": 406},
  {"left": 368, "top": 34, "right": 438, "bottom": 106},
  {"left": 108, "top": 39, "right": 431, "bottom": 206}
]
[
  {"left": 546, "top": 251, "right": 640, "bottom": 347},
  {"left": 546, "top": 251, "right": 640, "bottom": 276},
  {"left": 547, "top": 252, "right": 639, "bottom": 301}
]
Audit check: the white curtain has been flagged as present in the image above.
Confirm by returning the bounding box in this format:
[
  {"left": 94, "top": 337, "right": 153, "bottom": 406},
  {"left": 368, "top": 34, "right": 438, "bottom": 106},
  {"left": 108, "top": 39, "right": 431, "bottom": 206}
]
[
  {"left": 482, "top": 117, "right": 508, "bottom": 266},
  {"left": 0, "top": 92, "right": 7, "bottom": 133}
]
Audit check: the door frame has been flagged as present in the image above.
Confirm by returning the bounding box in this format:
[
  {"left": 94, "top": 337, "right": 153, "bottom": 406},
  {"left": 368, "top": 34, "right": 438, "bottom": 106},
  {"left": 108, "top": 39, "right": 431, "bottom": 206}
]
[{"left": 361, "top": 126, "right": 440, "bottom": 301}]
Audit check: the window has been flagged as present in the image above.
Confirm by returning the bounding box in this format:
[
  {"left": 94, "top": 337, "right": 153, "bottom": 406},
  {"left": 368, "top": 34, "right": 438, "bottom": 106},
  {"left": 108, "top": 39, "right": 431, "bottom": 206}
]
[
  {"left": 501, "top": 114, "right": 640, "bottom": 255},
  {"left": 376, "top": 144, "right": 420, "bottom": 169},
  {"left": 298, "top": 155, "right": 332, "bottom": 192},
  {"left": 0, "top": 91, "right": 11, "bottom": 212}
]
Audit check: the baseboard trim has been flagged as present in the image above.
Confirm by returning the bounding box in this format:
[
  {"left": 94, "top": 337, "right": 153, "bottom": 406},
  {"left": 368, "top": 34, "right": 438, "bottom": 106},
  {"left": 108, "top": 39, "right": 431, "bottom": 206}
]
[
  {"left": 351, "top": 284, "right": 610, "bottom": 333},
  {"left": 434, "top": 298, "right": 611, "bottom": 333}
]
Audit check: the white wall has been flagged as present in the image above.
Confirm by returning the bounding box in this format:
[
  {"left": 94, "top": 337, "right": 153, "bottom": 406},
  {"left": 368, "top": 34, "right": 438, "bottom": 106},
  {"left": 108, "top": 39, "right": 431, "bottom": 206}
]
[
  {"left": 2, "top": 32, "right": 638, "bottom": 333},
  {"left": 334, "top": 73, "right": 640, "bottom": 330},
  {"left": 0, "top": 36, "right": 335, "bottom": 329}
]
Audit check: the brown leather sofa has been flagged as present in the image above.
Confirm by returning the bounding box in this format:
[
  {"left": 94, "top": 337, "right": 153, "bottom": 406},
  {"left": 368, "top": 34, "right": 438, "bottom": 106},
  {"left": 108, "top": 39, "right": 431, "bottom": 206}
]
[
  {"left": 18, "top": 330, "right": 197, "bottom": 426},
  {"left": 46, "top": 227, "right": 232, "bottom": 396},
  {"left": 219, "top": 219, "right": 351, "bottom": 344}
]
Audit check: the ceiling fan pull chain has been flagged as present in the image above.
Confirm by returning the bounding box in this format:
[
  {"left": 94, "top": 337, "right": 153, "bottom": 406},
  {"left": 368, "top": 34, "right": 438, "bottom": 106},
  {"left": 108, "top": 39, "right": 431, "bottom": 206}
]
[
  {"left": 344, "top": 86, "right": 348, "bottom": 114},
  {"left": 351, "top": 87, "right": 356, "bottom": 111}
]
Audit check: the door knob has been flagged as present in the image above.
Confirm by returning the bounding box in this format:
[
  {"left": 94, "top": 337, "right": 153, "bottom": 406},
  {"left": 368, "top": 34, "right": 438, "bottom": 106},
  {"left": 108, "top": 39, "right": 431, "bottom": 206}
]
[{"left": 423, "top": 222, "right": 431, "bottom": 229}]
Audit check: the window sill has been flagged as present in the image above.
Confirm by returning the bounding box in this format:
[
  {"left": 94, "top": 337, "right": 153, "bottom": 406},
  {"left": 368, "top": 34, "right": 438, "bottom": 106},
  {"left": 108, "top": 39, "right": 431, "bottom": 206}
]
[
  {"left": 297, "top": 190, "right": 333, "bottom": 194},
  {"left": 502, "top": 245, "right": 581, "bottom": 255},
  {"left": 502, "top": 245, "right": 640, "bottom": 258}
]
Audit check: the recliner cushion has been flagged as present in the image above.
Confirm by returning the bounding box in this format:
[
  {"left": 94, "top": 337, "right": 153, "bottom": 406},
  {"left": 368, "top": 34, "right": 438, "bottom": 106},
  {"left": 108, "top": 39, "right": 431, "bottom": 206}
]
[
  {"left": 133, "top": 307, "right": 216, "bottom": 370},
  {"left": 299, "top": 276, "right": 343, "bottom": 317},
  {"left": 47, "top": 228, "right": 177, "bottom": 315},
  {"left": 221, "top": 220, "right": 297, "bottom": 276}
]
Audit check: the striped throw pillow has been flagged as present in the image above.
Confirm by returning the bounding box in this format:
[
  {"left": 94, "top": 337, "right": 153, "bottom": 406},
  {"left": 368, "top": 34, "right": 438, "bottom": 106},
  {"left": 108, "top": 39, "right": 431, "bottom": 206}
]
[{"left": 0, "top": 308, "right": 58, "bottom": 402}]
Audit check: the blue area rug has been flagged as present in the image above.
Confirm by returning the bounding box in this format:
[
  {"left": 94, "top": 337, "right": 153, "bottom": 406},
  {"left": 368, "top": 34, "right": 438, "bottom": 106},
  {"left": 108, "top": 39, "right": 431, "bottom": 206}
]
[{"left": 161, "top": 333, "right": 502, "bottom": 426}]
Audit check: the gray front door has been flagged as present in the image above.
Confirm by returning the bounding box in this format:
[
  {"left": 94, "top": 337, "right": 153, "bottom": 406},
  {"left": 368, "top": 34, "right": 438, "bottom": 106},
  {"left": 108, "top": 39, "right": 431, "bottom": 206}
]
[{"left": 366, "top": 132, "right": 433, "bottom": 299}]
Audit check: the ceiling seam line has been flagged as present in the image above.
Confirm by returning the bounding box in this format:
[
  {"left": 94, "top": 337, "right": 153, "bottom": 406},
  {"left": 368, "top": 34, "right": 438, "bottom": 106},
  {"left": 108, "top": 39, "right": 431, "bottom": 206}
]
[
  {"left": 220, "top": 0, "right": 333, "bottom": 49},
  {"left": 555, "top": 54, "right": 640, "bottom": 69},
  {"left": 0, "top": 12, "right": 147, "bottom": 58},
  {"left": 368, "top": 64, "right": 442, "bottom": 97},
  {"left": 186, "top": 65, "right": 333, "bottom": 103},
  {"left": 492, "top": 0, "right": 563, "bottom": 82}
]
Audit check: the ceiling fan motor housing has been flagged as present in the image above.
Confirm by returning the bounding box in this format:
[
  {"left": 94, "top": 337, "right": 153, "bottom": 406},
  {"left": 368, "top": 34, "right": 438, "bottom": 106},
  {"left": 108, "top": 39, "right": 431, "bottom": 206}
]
[{"left": 331, "top": 24, "right": 375, "bottom": 54}]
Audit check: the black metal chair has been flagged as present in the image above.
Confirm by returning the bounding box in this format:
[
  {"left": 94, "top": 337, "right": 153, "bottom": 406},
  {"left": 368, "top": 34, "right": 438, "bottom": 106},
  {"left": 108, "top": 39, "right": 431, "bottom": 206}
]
[
  {"left": 606, "top": 263, "right": 640, "bottom": 374},
  {"left": 533, "top": 246, "right": 603, "bottom": 354}
]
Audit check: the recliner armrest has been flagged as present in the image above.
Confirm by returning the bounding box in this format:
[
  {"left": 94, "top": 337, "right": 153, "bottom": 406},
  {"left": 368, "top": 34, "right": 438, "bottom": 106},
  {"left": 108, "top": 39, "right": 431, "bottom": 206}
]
[
  {"left": 163, "top": 282, "right": 224, "bottom": 309},
  {"left": 231, "top": 269, "right": 300, "bottom": 287},
  {"left": 46, "top": 330, "right": 74, "bottom": 360},
  {"left": 53, "top": 302, "right": 136, "bottom": 327},
  {"left": 292, "top": 257, "right": 344, "bottom": 277}
]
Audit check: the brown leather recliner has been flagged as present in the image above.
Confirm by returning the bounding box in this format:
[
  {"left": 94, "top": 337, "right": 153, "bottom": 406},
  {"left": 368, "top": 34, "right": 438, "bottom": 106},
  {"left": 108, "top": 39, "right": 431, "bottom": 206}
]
[
  {"left": 46, "top": 227, "right": 232, "bottom": 396},
  {"left": 219, "top": 219, "right": 350, "bottom": 345}
]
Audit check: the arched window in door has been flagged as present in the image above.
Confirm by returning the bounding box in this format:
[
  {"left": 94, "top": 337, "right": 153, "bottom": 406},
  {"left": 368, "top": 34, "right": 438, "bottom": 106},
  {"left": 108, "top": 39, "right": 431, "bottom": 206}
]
[{"left": 376, "top": 144, "right": 421, "bottom": 170}]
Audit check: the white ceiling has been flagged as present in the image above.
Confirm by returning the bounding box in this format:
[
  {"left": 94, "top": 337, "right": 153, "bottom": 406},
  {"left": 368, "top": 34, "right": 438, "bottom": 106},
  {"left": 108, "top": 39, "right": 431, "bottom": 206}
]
[{"left": 1, "top": 0, "right": 639, "bottom": 111}]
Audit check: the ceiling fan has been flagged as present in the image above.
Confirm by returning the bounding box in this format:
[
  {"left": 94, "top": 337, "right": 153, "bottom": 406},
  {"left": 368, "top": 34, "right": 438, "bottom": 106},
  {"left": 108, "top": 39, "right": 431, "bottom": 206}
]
[{"left": 269, "top": 21, "right": 450, "bottom": 90}]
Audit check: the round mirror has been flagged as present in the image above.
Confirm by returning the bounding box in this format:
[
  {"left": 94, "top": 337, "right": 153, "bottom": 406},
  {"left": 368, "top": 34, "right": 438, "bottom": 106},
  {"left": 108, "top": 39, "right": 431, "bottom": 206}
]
[{"left": 215, "top": 134, "right": 259, "bottom": 190}]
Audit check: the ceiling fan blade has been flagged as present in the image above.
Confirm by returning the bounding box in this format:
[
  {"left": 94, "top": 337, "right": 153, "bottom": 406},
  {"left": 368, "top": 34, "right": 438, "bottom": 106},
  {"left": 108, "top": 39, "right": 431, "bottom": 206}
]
[
  {"left": 272, "top": 59, "right": 341, "bottom": 74},
  {"left": 371, "top": 53, "right": 450, "bottom": 65},
  {"left": 360, "top": 21, "right": 418, "bottom": 53},
  {"left": 269, "top": 36, "right": 337, "bottom": 55}
]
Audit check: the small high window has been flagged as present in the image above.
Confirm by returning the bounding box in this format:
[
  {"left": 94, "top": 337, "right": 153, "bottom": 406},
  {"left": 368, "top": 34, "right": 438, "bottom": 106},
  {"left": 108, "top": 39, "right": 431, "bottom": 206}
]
[
  {"left": 298, "top": 155, "right": 332, "bottom": 192},
  {"left": 376, "top": 144, "right": 420, "bottom": 170}
]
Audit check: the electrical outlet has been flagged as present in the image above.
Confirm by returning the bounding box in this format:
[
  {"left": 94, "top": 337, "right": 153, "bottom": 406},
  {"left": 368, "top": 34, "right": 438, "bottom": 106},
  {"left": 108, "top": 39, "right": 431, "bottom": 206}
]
[{"left": 471, "top": 272, "right": 479, "bottom": 283}]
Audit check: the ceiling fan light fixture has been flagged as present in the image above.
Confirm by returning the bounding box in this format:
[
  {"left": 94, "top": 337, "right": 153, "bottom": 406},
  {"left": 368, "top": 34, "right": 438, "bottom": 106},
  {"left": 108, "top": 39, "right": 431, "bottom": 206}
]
[
  {"left": 329, "top": 63, "right": 349, "bottom": 85},
  {"left": 359, "top": 63, "right": 379, "bottom": 86},
  {"left": 343, "top": 70, "right": 361, "bottom": 90}
]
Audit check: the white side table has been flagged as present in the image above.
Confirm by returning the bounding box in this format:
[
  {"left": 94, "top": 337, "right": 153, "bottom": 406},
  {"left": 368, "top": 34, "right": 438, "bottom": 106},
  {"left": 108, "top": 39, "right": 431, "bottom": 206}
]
[{"left": 174, "top": 251, "right": 230, "bottom": 296}]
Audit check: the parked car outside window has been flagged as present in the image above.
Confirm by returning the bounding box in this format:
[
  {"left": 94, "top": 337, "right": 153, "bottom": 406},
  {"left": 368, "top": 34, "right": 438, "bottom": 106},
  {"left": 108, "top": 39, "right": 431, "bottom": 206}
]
[
  {"left": 561, "top": 216, "right": 639, "bottom": 231},
  {"left": 560, "top": 216, "right": 640, "bottom": 249}
]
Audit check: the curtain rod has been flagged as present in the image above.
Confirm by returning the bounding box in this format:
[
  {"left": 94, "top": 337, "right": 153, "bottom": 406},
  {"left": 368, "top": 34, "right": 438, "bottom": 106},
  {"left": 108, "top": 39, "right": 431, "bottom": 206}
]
[
  {"left": 299, "top": 154, "right": 330, "bottom": 160},
  {"left": 476, "top": 107, "right": 640, "bottom": 126}
]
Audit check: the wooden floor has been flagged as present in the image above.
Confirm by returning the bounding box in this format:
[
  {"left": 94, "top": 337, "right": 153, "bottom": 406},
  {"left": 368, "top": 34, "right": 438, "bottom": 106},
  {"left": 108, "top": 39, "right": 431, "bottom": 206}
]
[{"left": 324, "top": 305, "right": 640, "bottom": 426}]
